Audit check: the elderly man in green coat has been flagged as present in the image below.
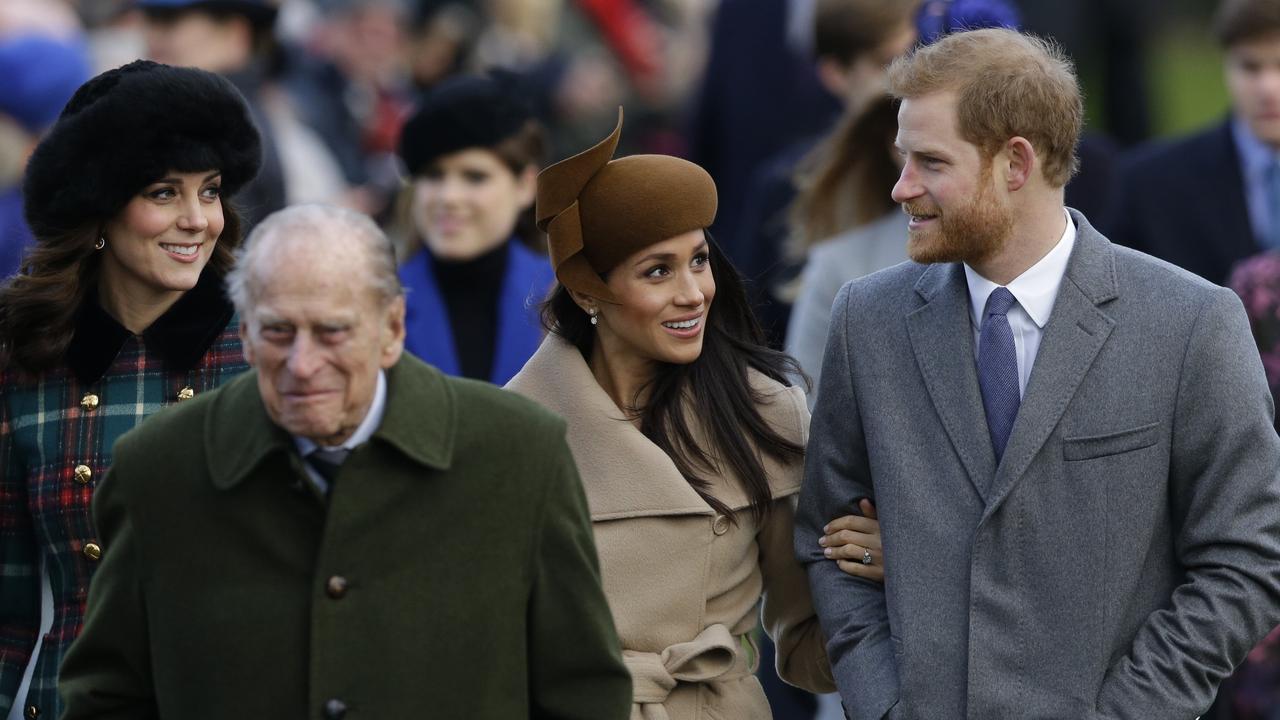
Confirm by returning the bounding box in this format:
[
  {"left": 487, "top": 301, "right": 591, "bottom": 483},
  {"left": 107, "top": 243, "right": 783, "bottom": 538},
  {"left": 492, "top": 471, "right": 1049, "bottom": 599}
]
[{"left": 58, "top": 204, "right": 631, "bottom": 720}]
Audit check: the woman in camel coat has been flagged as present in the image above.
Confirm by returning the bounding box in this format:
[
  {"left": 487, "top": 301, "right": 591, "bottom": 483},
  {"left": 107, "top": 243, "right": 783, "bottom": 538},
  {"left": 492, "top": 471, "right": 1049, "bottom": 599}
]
[{"left": 507, "top": 110, "right": 881, "bottom": 719}]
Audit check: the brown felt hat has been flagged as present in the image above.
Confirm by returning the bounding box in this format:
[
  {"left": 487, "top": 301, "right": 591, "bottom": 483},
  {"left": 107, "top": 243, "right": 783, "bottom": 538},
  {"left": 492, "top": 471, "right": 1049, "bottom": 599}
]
[{"left": 536, "top": 109, "right": 717, "bottom": 303}]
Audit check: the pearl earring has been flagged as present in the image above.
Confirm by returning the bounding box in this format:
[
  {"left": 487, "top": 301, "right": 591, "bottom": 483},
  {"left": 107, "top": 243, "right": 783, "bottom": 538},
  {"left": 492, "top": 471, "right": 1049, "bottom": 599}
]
[{"left": 589, "top": 308, "right": 598, "bottom": 326}]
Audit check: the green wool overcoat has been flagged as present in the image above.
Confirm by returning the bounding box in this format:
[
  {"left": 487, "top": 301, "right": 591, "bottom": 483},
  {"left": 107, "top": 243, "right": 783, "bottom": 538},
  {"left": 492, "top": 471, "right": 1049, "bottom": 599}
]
[{"left": 57, "top": 354, "right": 631, "bottom": 720}]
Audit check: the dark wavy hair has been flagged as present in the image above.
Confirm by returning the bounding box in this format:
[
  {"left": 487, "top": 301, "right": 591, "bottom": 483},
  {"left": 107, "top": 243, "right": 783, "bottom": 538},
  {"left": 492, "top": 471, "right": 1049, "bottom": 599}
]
[
  {"left": 541, "top": 233, "right": 807, "bottom": 526},
  {"left": 0, "top": 203, "right": 243, "bottom": 374}
]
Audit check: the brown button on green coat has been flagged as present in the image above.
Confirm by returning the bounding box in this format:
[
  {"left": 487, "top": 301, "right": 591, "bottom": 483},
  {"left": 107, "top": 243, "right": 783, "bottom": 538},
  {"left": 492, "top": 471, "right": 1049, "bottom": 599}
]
[{"left": 58, "top": 354, "right": 631, "bottom": 720}]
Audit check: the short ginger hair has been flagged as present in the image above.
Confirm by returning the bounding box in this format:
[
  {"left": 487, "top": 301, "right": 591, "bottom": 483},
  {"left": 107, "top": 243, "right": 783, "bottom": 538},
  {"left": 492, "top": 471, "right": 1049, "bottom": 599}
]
[{"left": 886, "top": 27, "right": 1082, "bottom": 187}]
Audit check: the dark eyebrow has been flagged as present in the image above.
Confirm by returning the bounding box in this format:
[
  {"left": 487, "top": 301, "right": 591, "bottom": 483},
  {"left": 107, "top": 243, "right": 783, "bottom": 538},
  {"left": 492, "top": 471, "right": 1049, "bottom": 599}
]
[{"left": 632, "top": 241, "right": 709, "bottom": 267}]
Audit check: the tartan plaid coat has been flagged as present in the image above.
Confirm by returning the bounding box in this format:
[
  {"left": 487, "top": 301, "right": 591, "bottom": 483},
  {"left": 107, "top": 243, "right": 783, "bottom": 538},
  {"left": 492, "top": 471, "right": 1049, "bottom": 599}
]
[{"left": 0, "top": 272, "right": 247, "bottom": 720}]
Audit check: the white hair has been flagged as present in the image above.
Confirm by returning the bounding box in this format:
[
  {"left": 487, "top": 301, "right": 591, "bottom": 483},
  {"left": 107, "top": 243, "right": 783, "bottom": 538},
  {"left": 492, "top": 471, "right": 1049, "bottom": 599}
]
[{"left": 225, "top": 203, "right": 402, "bottom": 315}]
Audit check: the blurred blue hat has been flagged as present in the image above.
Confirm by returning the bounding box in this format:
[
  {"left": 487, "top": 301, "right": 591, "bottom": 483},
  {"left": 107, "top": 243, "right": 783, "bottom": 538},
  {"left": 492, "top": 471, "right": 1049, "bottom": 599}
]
[
  {"left": 134, "top": 0, "right": 278, "bottom": 25},
  {"left": 916, "top": 0, "right": 1021, "bottom": 45},
  {"left": 0, "top": 34, "right": 91, "bottom": 134}
]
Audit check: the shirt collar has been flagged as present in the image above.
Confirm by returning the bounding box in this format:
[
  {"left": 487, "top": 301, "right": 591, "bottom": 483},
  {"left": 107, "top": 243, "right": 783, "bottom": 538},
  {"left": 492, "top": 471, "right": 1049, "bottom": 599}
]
[
  {"left": 1234, "top": 115, "right": 1280, "bottom": 184},
  {"left": 294, "top": 369, "right": 388, "bottom": 457},
  {"left": 964, "top": 207, "right": 1076, "bottom": 329}
]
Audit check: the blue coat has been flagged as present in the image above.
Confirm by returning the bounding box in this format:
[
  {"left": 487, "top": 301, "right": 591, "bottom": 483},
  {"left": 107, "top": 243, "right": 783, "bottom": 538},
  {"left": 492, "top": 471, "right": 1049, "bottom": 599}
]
[{"left": 399, "top": 241, "right": 554, "bottom": 385}]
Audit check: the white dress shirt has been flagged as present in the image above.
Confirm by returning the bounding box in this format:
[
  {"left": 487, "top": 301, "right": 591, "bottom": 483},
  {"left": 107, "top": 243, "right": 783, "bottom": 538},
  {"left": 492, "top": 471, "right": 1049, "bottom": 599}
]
[
  {"left": 293, "top": 369, "right": 388, "bottom": 493},
  {"left": 964, "top": 209, "right": 1076, "bottom": 398}
]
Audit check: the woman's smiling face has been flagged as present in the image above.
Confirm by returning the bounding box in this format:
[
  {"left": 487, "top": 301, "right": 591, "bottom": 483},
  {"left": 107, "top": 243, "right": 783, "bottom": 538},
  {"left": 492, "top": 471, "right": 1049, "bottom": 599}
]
[
  {"left": 592, "top": 229, "right": 716, "bottom": 369},
  {"left": 99, "top": 169, "right": 224, "bottom": 307},
  {"left": 412, "top": 147, "right": 535, "bottom": 261}
]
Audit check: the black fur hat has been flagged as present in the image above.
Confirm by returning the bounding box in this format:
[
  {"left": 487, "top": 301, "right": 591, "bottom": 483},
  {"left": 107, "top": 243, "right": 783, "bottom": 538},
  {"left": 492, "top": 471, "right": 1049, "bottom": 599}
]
[
  {"left": 397, "top": 71, "right": 535, "bottom": 177},
  {"left": 23, "top": 60, "right": 263, "bottom": 239}
]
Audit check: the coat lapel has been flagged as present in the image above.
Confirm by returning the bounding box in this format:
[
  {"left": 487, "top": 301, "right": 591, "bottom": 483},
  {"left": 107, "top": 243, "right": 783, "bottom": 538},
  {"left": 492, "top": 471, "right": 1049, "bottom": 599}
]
[
  {"left": 506, "top": 337, "right": 715, "bottom": 519},
  {"left": 489, "top": 242, "right": 555, "bottom": 385},
  {"left": 906, "top": 262, "right": 997, "bottom": 502},
  {"left": 982, "top": 211, "right": 1118, "bottom": 519},
  {"left": 207, "top": 371, "right": 296, "bottom": 490},
  {"left": 373, "top": 355, "right": 456, "bottom": 471},
  {"left": 207, "top": 355, "right": 456, "bottom": 491}
]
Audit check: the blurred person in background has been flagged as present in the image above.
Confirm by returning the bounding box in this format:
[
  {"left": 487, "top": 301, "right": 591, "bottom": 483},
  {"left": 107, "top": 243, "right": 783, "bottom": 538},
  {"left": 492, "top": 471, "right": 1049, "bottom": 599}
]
[
  {"left": 0, "top": 0, "right": 84, "bottom": 38},
  {"left": 464, "top": 0, "right": 666, "bottom": 159},
  {"left": 405, "top": 2, "right": 480, "bottom": 91},
  {"left": 0, "top": 61, "right": 260, "bottom": 720},
  {"left": 785, "top": 95, "right": 904, "bottom": 402},
  {"left": 136, "top": 0, "right": 285, "bottom": 224},
  {"left": 685, "top": 0, "right": 842, "bottom": 271},
  {"left": 736, "top": 0, "right": 922, "bottom": 347},
  {"left": 1106, "top": 0, "right": 1280, "bottom": 285},
  {"left": 394, "top": 73, "right": 553, "bottom": 385},
  {"left": 0, "top": 33, "right": 91, "bottom": 279},
  {"left": 1016, "top": 0, "right": 1153, "bottom": 148},
  {"left": 287, "top": 0, "right": 415, "bottom": 219},
  {"left": 137, "top": 0, "right": 351, "bottom": 221}
]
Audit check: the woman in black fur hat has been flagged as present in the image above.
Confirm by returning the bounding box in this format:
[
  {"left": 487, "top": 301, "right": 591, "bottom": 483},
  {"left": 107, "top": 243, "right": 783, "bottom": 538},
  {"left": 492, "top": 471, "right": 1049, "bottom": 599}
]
[
  {"left": 0, "top": 60, "right": 261, "bottom": 720},
  {"left": 394, "top": 72, "right": 555, "bottom": 386}
]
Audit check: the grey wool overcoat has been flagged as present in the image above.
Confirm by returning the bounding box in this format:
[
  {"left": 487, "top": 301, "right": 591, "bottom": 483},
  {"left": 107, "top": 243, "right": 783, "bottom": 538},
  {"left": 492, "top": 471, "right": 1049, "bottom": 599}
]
[
  {"left": 795, "top": 210, "right": 1280, "bottom": 720},
  {"left": 57, "top": 354, "right": 632, "bottom": 720}
]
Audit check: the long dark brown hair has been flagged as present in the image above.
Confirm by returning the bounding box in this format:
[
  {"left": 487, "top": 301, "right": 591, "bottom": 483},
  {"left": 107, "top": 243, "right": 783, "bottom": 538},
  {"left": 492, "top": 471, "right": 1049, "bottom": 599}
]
[
  {"left": 0, "top": 203, "right": 243, "bottom": 374},
  {"left": 542, "top": 233, "right": 807, "bottom": 526}
]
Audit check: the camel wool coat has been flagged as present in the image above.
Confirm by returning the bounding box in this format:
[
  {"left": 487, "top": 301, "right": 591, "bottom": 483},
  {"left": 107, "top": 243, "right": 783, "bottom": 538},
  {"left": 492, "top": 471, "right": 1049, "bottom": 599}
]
[{"left": 507, "top": 336, "right": 835, "bottom": 720}]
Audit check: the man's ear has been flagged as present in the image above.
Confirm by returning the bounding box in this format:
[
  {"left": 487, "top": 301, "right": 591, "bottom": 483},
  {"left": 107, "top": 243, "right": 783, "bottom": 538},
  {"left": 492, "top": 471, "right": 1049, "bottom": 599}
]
[
  {"left": 380, "top": 295, "right": 407, "bottom": 369},
  {"left": 515, "top": 164, "right": 538, "bottom": 210},
  {"left": 1003, "top": 136, "right": 1037, "bottom": 192},
  {"left": 239, "top": 320, "right": 256, "bottom": 367},
  {"left": 815, "top": 57, "right": 851, "bottom": 99}
]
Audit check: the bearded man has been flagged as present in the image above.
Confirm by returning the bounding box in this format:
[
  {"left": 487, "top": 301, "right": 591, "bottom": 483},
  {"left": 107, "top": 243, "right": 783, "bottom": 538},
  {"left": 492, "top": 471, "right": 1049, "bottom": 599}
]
[{"left": 794, "top": 28, "right": 1280, "bottom": 720}]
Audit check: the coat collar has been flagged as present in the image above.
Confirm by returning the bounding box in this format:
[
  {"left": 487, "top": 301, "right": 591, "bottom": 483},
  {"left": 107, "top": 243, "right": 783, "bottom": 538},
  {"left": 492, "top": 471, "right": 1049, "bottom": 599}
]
[
  {"left": 506, "top": 335, "right": 805, "bottom": 520},
  {"left": 207, "top": 353, "right": 456, "bottom": 490},
  {"left": 400, "top": 240, "right": 554, "bottom": 385},
  {"left": 906, "top": 208, "right": 1117, "bottom": 506},
  {"left": 68, "top": 268, "right": 236, "bottom": 385}
]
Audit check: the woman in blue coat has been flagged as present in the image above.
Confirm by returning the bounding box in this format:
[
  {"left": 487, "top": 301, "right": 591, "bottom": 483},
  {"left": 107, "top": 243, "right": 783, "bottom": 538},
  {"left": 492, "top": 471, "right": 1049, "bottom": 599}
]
[{"left": 395, "top": 73, "right": 554, "bottom": 385}]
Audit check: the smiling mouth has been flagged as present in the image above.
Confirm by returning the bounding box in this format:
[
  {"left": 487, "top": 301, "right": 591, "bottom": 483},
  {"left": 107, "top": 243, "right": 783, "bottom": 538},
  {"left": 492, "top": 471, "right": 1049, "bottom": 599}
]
[
  {"left": 662, "top": 317, "right": 700, "bottom": 330},
  {"left": 161, "top": 243, "right": 200, "bottom": 256}
]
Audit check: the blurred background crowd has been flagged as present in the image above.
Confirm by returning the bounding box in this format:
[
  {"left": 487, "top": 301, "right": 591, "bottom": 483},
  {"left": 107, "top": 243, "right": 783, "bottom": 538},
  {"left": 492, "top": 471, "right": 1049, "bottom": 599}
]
[{"left": 3, "top": 0, "right": 1280, "bottom": 719}]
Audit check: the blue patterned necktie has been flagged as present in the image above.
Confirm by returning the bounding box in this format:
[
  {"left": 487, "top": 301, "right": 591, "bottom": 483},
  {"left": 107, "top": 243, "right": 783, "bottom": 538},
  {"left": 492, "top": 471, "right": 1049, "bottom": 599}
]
[
  {"left": 1267, "top": 160, "right": 1280, "bottom": 250},
  {"left": 977, "top": 287, "right": 1020, "bottom": 463}
]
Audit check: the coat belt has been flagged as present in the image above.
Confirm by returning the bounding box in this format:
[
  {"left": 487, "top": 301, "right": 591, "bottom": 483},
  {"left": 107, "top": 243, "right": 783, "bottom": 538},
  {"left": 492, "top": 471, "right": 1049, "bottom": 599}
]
[{"left": 623, "top": 623, "right": 753, "bottom": 720}]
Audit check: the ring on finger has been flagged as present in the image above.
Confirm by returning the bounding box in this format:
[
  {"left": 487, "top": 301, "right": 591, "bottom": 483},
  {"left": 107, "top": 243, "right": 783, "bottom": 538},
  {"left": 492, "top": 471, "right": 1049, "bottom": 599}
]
[{"left": 861, "top": 548, "right": 873, "bottom": 565}]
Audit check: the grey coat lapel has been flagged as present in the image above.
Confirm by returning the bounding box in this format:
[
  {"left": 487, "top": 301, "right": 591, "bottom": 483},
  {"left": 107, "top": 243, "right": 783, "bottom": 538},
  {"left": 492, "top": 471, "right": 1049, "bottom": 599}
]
[
  {"left": 982, "top": 210, "right": 1119, "bottom": 520},
  {"left": 907, "top": 262, "right": 998, "bottom": 502}
]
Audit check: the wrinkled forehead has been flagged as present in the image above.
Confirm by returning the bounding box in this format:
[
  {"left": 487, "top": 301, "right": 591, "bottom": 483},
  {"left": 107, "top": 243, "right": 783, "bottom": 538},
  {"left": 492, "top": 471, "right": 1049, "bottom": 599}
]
[{"left": 249, "top": 251, "right": 377, "bottom": 314}]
